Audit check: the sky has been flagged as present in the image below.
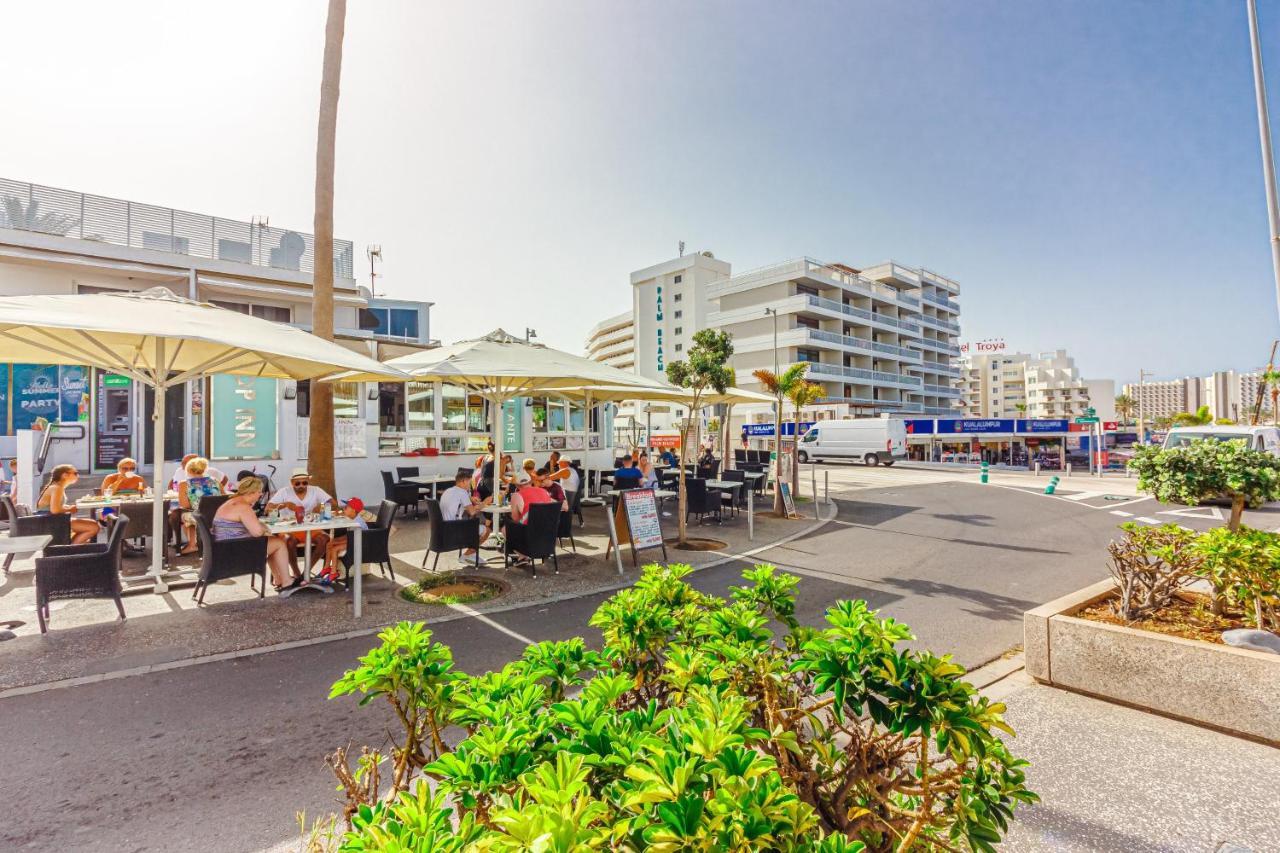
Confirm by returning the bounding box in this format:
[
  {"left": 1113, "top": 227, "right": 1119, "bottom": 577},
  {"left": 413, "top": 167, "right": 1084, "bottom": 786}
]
[{"left": 4, "top": 1, "right": 1280, "bottom": 386}]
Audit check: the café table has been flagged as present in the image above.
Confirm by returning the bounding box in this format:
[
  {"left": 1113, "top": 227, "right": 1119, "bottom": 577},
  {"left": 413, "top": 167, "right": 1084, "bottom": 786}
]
[
  {"left": 76, "top": 490, "right": 179, "bottom": 510},
  {"left": 402, "top": 475, "right": 456, "bottom": 500},
  {"left": 265, "top": 515, "right": 365, "bottom": 616},
  {"left": 706, "top": 479, "right": 744, "bottom": 518}
]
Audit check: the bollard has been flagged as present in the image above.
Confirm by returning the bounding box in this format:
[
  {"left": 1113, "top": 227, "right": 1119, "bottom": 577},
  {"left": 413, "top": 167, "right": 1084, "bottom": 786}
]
[
  {"left": 1034, "top": 461, "right": 1040, "bottom": 477},
  {"left": 1044, "top": 475, "right": 1060, "bottom": 495},
  {"left": 980, "top": 461, "right": 989, "bottom": 484},
  {"left": 1065, "top": 463, "right": 1072, "bottom": 477},
  {"left": 824, "top": 469, "right": 829, "bottom": 504},
  {"left": 747, "top": 483, "right": 754, "bottom": 541}
]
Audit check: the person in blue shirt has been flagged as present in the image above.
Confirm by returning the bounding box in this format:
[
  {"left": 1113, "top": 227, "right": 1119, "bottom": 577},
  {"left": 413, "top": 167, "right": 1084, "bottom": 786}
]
[
  {"left": 659, "top": 448, "right": 677, "bottom": 467},
  {"left": 613, "top": 455, "right": 643, "bottom": 488}
]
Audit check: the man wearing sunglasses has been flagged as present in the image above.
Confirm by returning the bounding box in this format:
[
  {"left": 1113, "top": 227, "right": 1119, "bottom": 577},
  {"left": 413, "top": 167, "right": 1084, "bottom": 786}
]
[
  {"left": 102, "top": 457, "right": 146, "bottom": 494},
  {"left": 266, "top": 467, "right": 336, "bottom": 574}
]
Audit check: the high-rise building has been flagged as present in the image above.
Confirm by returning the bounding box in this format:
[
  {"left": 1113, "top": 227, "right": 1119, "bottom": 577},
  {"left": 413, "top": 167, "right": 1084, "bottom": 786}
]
[
  {"left": 1125, "top": 371, "right": 1272, "bottom": 423},
  {"left": 962, "top": 349, "right": 1114, "bottom": 421}
]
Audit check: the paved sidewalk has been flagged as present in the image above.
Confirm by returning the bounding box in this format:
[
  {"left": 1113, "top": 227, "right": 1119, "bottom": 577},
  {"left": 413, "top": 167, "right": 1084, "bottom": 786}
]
[
  {"left": 0, "top": 498, "right": 832, "bottom": 693},
  {"left": 989, "top": 674, "right": 1280, "bottom": 852}
]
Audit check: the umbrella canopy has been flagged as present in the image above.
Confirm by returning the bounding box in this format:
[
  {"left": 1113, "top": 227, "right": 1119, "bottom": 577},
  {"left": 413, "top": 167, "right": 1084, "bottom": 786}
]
[
  {"left": 381, "top": 329, "right": 663, "bottom": 393},
  {"left": 0, "top": 287, "right": 410, "bottom": 585},
  {"left": 554, "top": 384, "right": 775, "bottom": 407},
  {"left": 0, "top": 287, "right": 407, "bottom": 384}
]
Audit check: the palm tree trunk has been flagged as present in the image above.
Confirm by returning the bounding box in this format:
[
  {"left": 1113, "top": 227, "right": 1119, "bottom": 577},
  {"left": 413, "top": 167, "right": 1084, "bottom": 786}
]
[
  {"left": 772, "top": 396, "right": 784, "bottom": 516},
  {"left": 676, "top": 422, "right": 688, "bottom": 545},
  {"left": 307, "top": 0, "right": 347, "bottom": 498},
  {"left": 790, "top": 404, "right": 801, "bottom": 502}
]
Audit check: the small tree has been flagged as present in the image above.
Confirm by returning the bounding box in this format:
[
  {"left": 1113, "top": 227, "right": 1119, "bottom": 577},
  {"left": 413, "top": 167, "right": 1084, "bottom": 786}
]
[
  {"left": 720, "top": 367, "right": 737, "bottom": 470},
  {"left": 1129, "top": 439, "right": 1280, "bottom": 533},
  {"left": 667, "top": 329, "right": 734, "bottom": 545},
  {"left": 1171, "top": 405, "right": 1212, "bottom": 427},
  {"left": 1106, "top": 523, "right": 1203, "bottom": 621},
  {"left": 1192, "top": 526, "right": 1280, "bottom": 630},
  {"left": 786, "top": 380, "right": 824, "bottom": 498},
  {"left": 753, "top": 363, "right": 809, "bottom": 516},
  {"left": 1114, "top": 394, "right": 1134, "bottom": 426}
]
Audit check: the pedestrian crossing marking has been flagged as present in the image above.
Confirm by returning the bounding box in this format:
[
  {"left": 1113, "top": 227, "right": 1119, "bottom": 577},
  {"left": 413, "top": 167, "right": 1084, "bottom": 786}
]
[
  {"left": 1110, "top": 510, "right": 1132, "bottom": 517},
  {"left": 1062, "top": 491, "right": 1104, "bottom": 502},
  {"left": 1157, "top": 506, "right": 1224, "bottom": 521},
  {"left": 1134, "top": 516, "right": 1160, "bottom": 524}
]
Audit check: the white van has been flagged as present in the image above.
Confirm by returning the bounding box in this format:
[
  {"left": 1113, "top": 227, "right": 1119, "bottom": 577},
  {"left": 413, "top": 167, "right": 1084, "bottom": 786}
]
[
  {"left": 1163, "top": 425, "right": 1280, "bottom": 457},
  {"left": 797, "top": 418, "right": 908, "bottom": 466}
]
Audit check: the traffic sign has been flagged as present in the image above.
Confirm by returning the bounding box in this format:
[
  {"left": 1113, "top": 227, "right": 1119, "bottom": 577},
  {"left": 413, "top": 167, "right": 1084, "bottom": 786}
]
[{"left": 1074, "top": 416, "right": 1100, "bottom": 424}]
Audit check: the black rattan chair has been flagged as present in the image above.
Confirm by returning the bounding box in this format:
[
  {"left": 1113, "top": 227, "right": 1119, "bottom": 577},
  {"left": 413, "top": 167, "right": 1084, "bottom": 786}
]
[
  {"left": 568, "top": 484, "right": 585, "bottom": 527},
  {"left": 504, "top": 501, "right": 561, "bottom": 578},
  {"left": 34, "top": 517, "right": 127, "bottom": 632},
  {"left": 684, "top": 478, "right": 722, "bottom": 525},
  {"left": 558, "top": 495, "right": 577, "bottom": 553},
  {"left": 422, "top": 497, "right": 481, "bottom": 573},
  {"left": 191, "top": 514, "right": 268, "bottom": 604},
  {"left": 382, "top": 470, "right": 422, "bottom": 518},
  {"left": 341, "top": 499, "right": 397, "bottom": 581},
  {"left": 4, "top": 498, "right": 72, "bottom": 575},
  {"left": 720, "top": 470, "right": 746, "bottom": 517}
]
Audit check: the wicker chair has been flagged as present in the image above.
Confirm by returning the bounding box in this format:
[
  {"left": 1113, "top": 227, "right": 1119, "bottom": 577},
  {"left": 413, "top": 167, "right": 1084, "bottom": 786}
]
[
  {"left": 684, "top": 478, "right": 722, "bottom": 525},
  {"left": 504, "top": 502, "right": 561, "bottom": 578},
  {"left": 382, "top": 470, "right": 422, "bottom": 518},
  {"left": 422, "top": 497, "right": 481, "bottom": 573},
  {"left": 341, "top": 499, "right": 398, "bottom": 581},
  {"left": 558, "top": 495, "right": 577, "bottom": 553},
  {"left": 191, "top": 514, "right": 268, "bottom": 604},
  {"left": 3, "top": 496, "right": 72, "bottom": 575},
  {"left": 34, "top": 517, "right": 127, "bottom": 632}
]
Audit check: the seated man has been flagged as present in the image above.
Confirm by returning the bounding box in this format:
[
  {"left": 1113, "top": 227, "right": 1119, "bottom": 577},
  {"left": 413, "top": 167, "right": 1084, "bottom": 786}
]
[
  {"left": 102, "top": 457, "right": 146, "bottom": 494},
  {"left": 505, "top": 479, "right": 555, "bottom": 566},
  {"left": 266, "top": 467, "right": 335, "bottom": 574},
  {"left": 439, "top": 470, "right": 491, "bottom": 567},
  {"left": 612, "top": 455, "right": 643, "bottom": 489},
  {"left": 547, "top": 458, "right": 580, "bottom": 498},
  {"left": 659, "top": 448, "right": 678, "bottom": 468},
  {"left": 535, "top": 466, "right": 568, "bottom": 510}
]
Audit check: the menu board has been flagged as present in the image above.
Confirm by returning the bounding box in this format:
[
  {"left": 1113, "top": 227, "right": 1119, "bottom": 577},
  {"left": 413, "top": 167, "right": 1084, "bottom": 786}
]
[
  {"left": 623, "top": 488, "right": 664, "bottom": 551},
  {"left": 780, "top": 482, "right": 797, "bottom": 518}
]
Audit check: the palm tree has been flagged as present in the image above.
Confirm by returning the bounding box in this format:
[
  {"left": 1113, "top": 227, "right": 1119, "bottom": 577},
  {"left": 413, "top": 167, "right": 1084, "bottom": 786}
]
[
  {"left": 1114, "top": 394, "right": 1135, "bottom": 426},
  {"left": 752, "top": 363, "right": 809, "bottom": 516},
  {"left": 306, "top": 0, "right": 347, "bottom": 497},
  {"left": 1172, "top": 405, "right": 1213, "bottom": 427},
  {"left": 1260, "top": 368, "right": 1280, "bottom": 426},
  {"left": 1014, "top": 402, "right": 1027, "bottom": 416},
  {"left": 785, "top": 380, "right": 825, "bottom": 505}
]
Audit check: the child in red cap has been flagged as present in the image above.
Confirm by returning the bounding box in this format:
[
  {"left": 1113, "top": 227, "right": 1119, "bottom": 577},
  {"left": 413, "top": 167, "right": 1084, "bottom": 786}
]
[{"left": 318, "top": 497, "right": 372, "bottom": 583}]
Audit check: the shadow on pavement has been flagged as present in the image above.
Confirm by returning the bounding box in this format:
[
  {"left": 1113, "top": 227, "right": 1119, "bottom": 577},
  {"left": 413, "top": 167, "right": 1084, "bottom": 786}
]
[
  {"left": 878, "top": 576, "right": 1039, "bottom": 622},
  {"left": 928, "top": 513, "right": 996, "bottom": 526}
]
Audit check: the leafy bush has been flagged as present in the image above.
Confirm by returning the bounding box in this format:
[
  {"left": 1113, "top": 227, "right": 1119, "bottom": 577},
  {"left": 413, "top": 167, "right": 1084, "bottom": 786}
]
[
  {"left": 326, "top": 564, "right": 1036, "bottom": 851},
  {"left": 1129, "top": 440, "right": 1280, "bottom": 531},
  {"left": 1106, "top": 523, "right": 1202, "bottom": 621},
  {"left": 1191, "top": 526, "right": 1280, "bottom": 630}
]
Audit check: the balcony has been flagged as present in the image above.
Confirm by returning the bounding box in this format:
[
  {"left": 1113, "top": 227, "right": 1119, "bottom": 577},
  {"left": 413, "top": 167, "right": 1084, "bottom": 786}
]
[
  {"left": 921, "top": 290, "right": 960, "bottom": 312},
  {"left": 920, "top": 406, "right": 961, "bottom": 416},
  {"left": 803, "top": 328, "right": 923, "bottom": 362},
  {"left": 922, "top": 383, "right": 962, "bottom": 397},
  {"left": 803, "top": 361, "right": 924, "bottom": 390},
  {"left": 817, "top": 397, "right": 925, "bottom": 413},
  {"left": 917, "top": 313, "right": 961, "bottom": 334},
  {"left": 913, "top": 362, "right": 962, "bottom": 378},
  {"left": 910, "top": 338, "right": 962, "bottom": 357},
  {"left": 0, "top": 176, "right": 355, "bottom": 279},
  {"left": 803, "top": 295, "right": 921, "bottom": 334}
]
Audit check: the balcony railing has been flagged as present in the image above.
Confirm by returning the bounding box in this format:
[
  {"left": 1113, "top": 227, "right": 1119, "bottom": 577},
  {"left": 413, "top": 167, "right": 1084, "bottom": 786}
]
[
  {"left": 803, "top": 361, "right": 924, "bottom": 388},
  {"left": 804, "top": 295, "right": 921, "bottom": 334},
  {"left": 804, "top": 328, "right": 922, "bottom": 361},
  {"left": 922, "top": 383, "right": 962, "bottom": 396},
  {"left": 910, "top": 338, "right": 962, "bottom": 357},
  {"left": 917, "top": 313, "right": 961, "bottom": 334},
  {"left": 914, "top": 362, "right": 962, "bottom": 378},
  {"left": 817, "top": 397, "right": 925, "bottom": 413},
  {"left": 921, "top": 290, "right": 961, "bottom": 312},
  {"left": 0, "top": 176, "right": 355, "bottom": 279}
]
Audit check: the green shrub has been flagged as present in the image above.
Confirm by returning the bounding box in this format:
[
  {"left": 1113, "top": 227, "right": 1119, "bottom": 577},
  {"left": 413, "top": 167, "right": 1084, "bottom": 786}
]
[
  {"left": 1192, "top": 526, "right": 1280, "bottom": 630},
  {"left": 1106, "top": 523, "right": 1202, "bottom": 621},
  {"left": 326, "top": 564, "right": 1037, "bottom": 851},
  {"left": 1129, "top": 440, "right": 1280, "bottom": 531}
]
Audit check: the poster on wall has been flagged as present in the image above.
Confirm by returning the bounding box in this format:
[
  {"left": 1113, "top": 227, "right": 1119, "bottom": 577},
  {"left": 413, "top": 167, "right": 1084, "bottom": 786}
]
[
  {"left": 549, "top": 435, "right": 566, "bottom": 450},
  {"left": 532, "top": 435, "right": 550, "bottom": 452},
  {"left": 566, "top": 435, "right": 584, "bottom": 451},
  {"left": 211, "top": 375, "right": 279, "bottom": 460},
  {"left": 295, "top": 416, "right": 367, "bottom": 460},
  {"left": 59, "top": 366, "right": 89, "bottom": 423},
  {"left": 12, "top": 364, "right": 60, "bottom": 430},
  {"left": 502, "top": 398, "right": 523, "bottom": 452},
  {"left": 0, "top": 366, "right": 8, "bottom": 434}
]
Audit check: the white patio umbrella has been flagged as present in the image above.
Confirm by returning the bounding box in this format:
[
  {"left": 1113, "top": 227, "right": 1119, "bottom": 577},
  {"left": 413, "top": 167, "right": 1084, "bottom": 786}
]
[
  {"left": 0, "top": 287, "right": 410, "bottom": 586},
  {"left": 380, "top": 330, "right": 666, "bottom": 506}
]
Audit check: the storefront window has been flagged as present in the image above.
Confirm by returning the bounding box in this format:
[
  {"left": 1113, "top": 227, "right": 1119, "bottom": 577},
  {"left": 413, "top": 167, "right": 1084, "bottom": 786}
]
[
  {"left": 466, "top": 394, "right": 487, "bottom": 433},
  {"left": 442, "top": 385, "right": 466, "bottom": 430},
  {"left": 442, "top": 435, "right": 463, "bottom": 453},
  {"left": 407, "top": 382, "right": 434, "bottom": 431},
  {"left": 333, "top": 381, "right": 360, "bottom": 419},
  {"left": 548, "top": 400, "right": 566, "bottom": 432},
  {"left": 569, "top": 402, "right": 585, "bottom": 433},
  {"left": 531, "top": 398, "right": 548, "bottom": 432}
]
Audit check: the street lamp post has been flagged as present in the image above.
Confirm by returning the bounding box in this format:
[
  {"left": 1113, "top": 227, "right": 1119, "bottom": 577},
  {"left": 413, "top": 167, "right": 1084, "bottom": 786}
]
[
  {"left": 1136, "top": 368, "right": 1153, "bottom": 442},
  {"left": 1246, "top": 0, "right": 1280, "bottom": 327},
  {"left": 765, "top": 306, "right": 782, "bottom": 510}
]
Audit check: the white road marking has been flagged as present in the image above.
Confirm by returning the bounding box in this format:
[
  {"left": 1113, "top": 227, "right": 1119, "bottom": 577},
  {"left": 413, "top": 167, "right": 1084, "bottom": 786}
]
[
  {"left": 1134, "top": 517, "right": 1160, "bottom": 524},
  {"left": 1157, "top": 506, "right": 1224, "bottom": 521},
  {"left": 1110, "top": 510, "right": 1133, "bottom": 517},
  {"left": 1062, "top": 491, "right": 1104, "bottom": 501}
]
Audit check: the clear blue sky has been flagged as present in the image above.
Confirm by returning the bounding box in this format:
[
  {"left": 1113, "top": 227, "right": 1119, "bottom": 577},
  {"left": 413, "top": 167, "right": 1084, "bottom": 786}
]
[{"left": 3, "top": 1, "right": 1279, "bottom": 385}]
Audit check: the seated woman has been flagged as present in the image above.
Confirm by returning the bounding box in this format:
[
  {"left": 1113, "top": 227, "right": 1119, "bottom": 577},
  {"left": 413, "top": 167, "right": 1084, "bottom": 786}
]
[
  {"left": 36, "top": 464, "right": 100, "bottom": 544},
  {"left": 177, "top": 456, "right": 224, "bottom": 555},
  {"left": 635, "top": 452, "right": 659, "bottom": 489},
  {"left": 213, "top": 476, "right": 298, "bottom": 591}
]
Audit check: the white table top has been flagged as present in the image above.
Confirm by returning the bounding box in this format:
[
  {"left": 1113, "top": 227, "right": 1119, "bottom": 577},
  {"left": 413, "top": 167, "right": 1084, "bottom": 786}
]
[
  {"left": 402, "top": 475, "right": 456, "bottom": 485},
  {"left": 706, "top": 479, "right": 743, "bottom": 490},
  {"left": 742, "top": 471, "right": 767, "bottom": 480},
  {"left": 265, "top": 517, "right": 362, "bottom": 535},
  {"left": 78, "top": 491, "right": 178, "bottom": 508},
  {"left": 481, "top": 503, "right": 512, "bottom": 515},
  {"left": 0, "top": 534, "right": 52, "bottom": 554}
]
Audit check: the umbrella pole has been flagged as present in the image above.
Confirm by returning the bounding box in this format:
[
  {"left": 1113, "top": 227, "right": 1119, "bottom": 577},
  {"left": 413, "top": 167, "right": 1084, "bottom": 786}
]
[
  {"left": 492, "top": 392, "right": 504, "bottom": 509},
  {"left": 150, "top": 341, "right": 169, "bottom": 592}
]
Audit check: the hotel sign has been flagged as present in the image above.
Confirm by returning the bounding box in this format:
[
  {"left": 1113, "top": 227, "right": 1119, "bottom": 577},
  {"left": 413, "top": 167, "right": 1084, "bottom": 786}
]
[
  {"left": 211, "top": 374, "right": 278, "bottom": 459},
  {"left": 655, "top": 285, "right": 664, "bottom": 373}
]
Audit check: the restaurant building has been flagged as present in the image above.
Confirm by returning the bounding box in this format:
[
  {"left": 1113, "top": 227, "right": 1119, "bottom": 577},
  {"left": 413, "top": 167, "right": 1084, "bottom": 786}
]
[
  {"left": 0, "top": 176, "right": 616, "bottom": 499},
  {"left": 901, "top": 417, "right": 1126, "bottom": 469}
]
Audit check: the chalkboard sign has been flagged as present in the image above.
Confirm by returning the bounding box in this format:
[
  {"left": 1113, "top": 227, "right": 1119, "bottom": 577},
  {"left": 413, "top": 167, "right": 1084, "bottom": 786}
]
[
  {"left": 779, "top": 482, "right": 797, "bottom": 518},
  {"left": 607, "top": 487, "right": 668, "bottom": 567}
]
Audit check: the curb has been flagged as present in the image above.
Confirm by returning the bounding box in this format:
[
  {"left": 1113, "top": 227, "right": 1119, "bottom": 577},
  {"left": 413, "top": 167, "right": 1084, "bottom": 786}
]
[{"left": 0, "top": 500, "right": 841, "bottom": 700}]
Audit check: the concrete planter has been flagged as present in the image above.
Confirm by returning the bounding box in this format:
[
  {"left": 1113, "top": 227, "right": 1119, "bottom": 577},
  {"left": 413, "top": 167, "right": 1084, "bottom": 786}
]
[{"left": 1024, "top": 580, "right": 1280, "bottom": 746}]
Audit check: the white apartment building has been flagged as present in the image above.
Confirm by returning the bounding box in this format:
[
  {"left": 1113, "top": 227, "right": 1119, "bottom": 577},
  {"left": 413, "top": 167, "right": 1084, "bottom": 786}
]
[
  {"left": 0, "top": 176, "right": 618, "bottom": 499},
  {"left": 708, "top": 258, "right": 963, "bottom": 419},
  {"left": 963, "top": 349, "right": 1114, "bottom": 421},
  {"left": 1124, "top": 371, "right": 1272, "bottom": 423}
]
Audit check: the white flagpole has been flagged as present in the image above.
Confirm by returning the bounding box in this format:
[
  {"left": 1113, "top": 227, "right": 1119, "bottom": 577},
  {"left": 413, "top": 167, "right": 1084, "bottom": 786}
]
[{"left": 1247, "top": 0, "right": 1280, "bottom": 326}]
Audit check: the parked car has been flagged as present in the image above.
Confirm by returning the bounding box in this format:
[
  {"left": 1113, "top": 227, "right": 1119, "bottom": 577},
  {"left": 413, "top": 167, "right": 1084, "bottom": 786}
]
[
  {"left": 797, "top": 418, "right": 908, "bottom": 466},
  {"left": 1162, "top": 425, "right": 1280, "bottom": 457}
]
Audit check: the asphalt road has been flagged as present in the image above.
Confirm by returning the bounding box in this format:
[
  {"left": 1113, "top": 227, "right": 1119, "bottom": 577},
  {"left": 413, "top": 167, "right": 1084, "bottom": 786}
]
[{"left": 0, "top": 479, "right": 1132, "bottom": 852}]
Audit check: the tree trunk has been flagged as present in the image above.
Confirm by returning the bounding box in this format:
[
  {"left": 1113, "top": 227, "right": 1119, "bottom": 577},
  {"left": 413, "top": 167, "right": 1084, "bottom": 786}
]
[
  {"left": 721, "top": 404, "right": 733, "bottom": 471},
  {"left": 1228, "top": 494, "right": 1245, "bottom": 533},
  {"left": 772, "top": 396, "right": 784, "bottom": 516},
  {"left": 307, "top": 0, "right": 347, "bottom": 498},
  {"left": 790, "top": 404, "right": 801, "bottom": 501},
  {"left": 676, "top": 422, "right": 688, "bottom": 545}
]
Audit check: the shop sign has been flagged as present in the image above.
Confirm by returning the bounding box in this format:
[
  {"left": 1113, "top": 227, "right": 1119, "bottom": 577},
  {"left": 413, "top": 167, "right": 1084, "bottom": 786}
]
[
  {"left": 937, "top": 418, "right": 1015, "bottom": 434},
  {"left": 903, "top": 419, "right": 936, "bottom": 434},
  {"left": 210, "top": 374, "right": 278, "bottom": 459},
  {"left": 655, "top": 286, "right": 664, "bottom": 373},
  {"left": 0, "top": 367, "right": 8, "bottom": 434},
  {"left": 742, "top": 421, "right": 814, "bottom": 437},
  {"left": 59, "top": 366, "right": 89, "bottom": 423},
  {"left": 12, "top": 364, "right": 60, "bottom": 430},
  {"left": 649, "top": 434, "right": 681, "bottom": 448},
  {"left": 1103, "top": 421, "right": 1119, "bottom": 431},
  {"left": 1018, "top": 419, "right": 1068, "bottom": 433},
  {"left": 959, "top": 338, "right": 1006, "bottom": 354},
  {"left": 502, "top": 398, "right": 523, "bottom": 452}
]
